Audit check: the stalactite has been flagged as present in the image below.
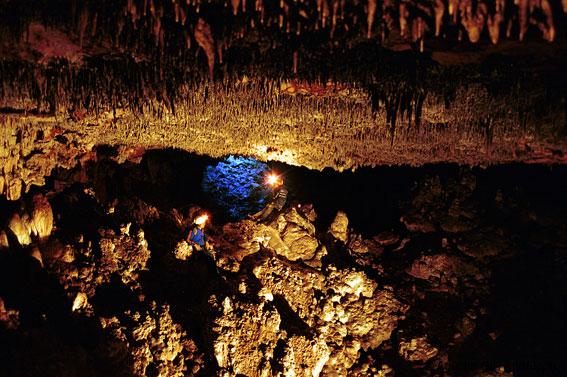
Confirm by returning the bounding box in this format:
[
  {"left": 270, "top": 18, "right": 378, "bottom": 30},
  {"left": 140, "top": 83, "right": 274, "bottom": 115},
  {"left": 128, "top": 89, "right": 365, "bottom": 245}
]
[
  {"left": 256, "top": 0, "right": 264, "bottom": 23},
  {"left": 77, "top": 6, "right": 89, "bottom": 49},
  {"left": 460, "top": 1, "right": 486, "bottom": 43},
  {"left": 367, "top": 0, "right": 377, "bottom": 38},
  {"left": 231, "top": 0, "right": 240, "bottom": 15},
  {"left": 330, "top": 0, "right": 339, "bottom": 38},
  {"left": 321, "top": 0, "right": 330, "bottom": 29},
  {"left": 448, "top": 0, "right": 458, "bottom": 23},
  {"left": 399, "top": 3, "right": 408, "bottom": 37},
  {"left": 518, "top": 0, "right": 528, "bottom": 41},
  {"left": 538, "top": 0, "right": 555, "bottom": 42},
  {"left": 434, "top": 0, "right": 444, "bottom": 37}
]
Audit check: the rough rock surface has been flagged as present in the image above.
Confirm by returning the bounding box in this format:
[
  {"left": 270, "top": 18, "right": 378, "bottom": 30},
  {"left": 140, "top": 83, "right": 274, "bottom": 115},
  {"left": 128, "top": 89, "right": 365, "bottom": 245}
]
[
  {"left": 398, "top": 336, "right": 439, "bottom": 362},
  {"left": 0, "top": 152, "right": 566, "bottom": 377}
]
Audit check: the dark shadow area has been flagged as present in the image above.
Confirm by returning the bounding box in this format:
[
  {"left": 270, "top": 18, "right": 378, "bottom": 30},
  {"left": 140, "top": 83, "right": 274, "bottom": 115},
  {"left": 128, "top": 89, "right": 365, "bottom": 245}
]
[
  {"left": 0, "top": 243, "right": 131, "bottom": 377},
  {"left": 456, "top": 244, "right": 567, "bottom": 377}
]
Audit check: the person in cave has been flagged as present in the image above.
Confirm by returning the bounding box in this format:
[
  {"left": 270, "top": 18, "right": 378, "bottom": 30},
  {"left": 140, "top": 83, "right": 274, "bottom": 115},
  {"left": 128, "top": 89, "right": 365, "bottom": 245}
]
[
  {"left": 187, "top": 212, "right": 218, "bottom": 275},
  {"left": 248, "top": 174, "right": 288, "bottom": 222}
]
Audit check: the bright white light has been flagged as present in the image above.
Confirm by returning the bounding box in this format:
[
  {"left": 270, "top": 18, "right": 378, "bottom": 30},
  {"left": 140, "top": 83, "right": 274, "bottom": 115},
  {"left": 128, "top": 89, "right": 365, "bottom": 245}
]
[
  {"left": 266, "top": 173, "right": 279, "bottom": 185},
  {"left": 195, "top": 214, "right": 208, "bottom": 225}
]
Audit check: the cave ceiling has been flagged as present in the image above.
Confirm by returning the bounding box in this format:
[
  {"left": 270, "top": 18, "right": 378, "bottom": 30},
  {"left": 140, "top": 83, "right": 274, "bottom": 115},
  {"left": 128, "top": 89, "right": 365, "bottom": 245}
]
[{"left": 1, "top": 0, "right": 567, "bottom": 196}]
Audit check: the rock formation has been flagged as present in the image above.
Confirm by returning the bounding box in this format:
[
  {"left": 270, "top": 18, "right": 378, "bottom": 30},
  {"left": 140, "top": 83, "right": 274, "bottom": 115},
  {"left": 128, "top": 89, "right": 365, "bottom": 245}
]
[{"left": 0, "top": 152, "right": 565, "bottom": 376}]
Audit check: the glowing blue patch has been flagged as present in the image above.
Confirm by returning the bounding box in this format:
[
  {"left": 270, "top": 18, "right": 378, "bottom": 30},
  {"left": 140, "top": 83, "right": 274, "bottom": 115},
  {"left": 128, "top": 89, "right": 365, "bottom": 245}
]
[{"left": 202, "top": 156, "right": 272, "bottom": 220}]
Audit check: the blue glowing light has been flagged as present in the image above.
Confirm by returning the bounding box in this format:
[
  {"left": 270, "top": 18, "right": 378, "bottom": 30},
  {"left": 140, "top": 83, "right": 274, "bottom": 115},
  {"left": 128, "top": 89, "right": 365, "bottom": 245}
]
[{"left": 202, "top": 155, "right": 273, "bottom": 220}]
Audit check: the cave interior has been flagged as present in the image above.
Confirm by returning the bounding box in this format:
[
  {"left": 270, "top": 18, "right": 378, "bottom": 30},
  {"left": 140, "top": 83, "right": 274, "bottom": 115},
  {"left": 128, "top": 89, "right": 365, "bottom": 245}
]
[{"left": 1, "top": 1, "right": 567, "bottom": 377}]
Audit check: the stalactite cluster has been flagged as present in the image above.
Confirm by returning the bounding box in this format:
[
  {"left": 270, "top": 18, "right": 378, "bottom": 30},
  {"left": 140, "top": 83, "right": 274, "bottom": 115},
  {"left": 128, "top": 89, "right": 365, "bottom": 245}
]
[{"left": 1, "top": 0, "right": 565, "bottom": 72}]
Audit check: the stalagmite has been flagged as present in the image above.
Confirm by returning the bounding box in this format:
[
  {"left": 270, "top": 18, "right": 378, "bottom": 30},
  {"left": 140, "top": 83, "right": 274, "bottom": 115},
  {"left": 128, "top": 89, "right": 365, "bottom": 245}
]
[
  {"left": 293, "top": 51, "right": 298, "bottom": 74},
  {"left": 367, "top": 0, "right": 377, "bottom": 38}
]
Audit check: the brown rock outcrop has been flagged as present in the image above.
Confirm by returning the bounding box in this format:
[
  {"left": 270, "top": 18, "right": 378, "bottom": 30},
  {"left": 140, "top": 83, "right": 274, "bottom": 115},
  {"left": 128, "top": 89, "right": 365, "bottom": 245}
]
[
  {"left": 407, "top": 253, "right": 487, "bottom": 292},
  {"left": 398, "top": 336, "right": 439, "bottom": 363}
]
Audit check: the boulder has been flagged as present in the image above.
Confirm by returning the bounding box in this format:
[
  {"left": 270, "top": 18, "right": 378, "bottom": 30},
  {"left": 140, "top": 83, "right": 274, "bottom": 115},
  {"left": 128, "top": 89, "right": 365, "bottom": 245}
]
[
  {"left": 401, "top": 213, "right": 436, "bottom": 233},
  {"left": 173, "top": 240, "right": 192, "bottom": 260},
  {"left": 457, "top": 229, "right": 510, "bottom": 261},
  {"left": 281, "top": 225, "right": 319, "bottom": 261},
  {"left": 407, "top": 253, "right": 487, "bottom": 292},
  {"left": 398, "top": 336, "right": 439, "bottom": 363},
  {"left": 328, "top": 211, "right": 349, "bottom": 242}
]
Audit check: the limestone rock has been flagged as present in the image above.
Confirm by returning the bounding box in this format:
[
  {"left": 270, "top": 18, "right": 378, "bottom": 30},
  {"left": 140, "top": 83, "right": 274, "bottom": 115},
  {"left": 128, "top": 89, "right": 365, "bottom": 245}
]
[
  {"left": 218, "top": 221, "right": 271, "bottom": 262},
  {"left": 348, "top": 232, "right": 383, "bottom": 267},
  {"left": 98, "top": 227, "right": 150, "bottom": 285},
  {"left": 253, "top": 257, "right": 326, "bottom": 323},
  {"left": 7, "top": 213, "right": 32, "bottom": 246},
  {"left": 212, "top": 298, "right": 283, "bottom": 376},
  {"left": 217, "top": 214, "right": 319, "bottom": 265},
  {"left": 4, "top": 193, "right": 53, "bottom": 249},
  {"left": 373, "top": 230, "right": 399, "bottom": 246},
  {"left": 102, "top": 302, "right": 203, "bottom": 377},
  {"left": 328, "top": 211, "right": 349, "bottom": 242},
  {"left": 281, "top": 335, "right": 330, "bottom": 377},
  {"left": 173, "top": 240, "right": 192, "bottom": 260},
  {"left": 407, "top": 253, "right": 487, "bottom": 292},
  {"left": 115, "top": 196, "right": 160, "bottom": 226},
  {"left": 401, "top": 213, "right": 436, "bottom": 233},
  {"left": 322, "top": 339, "right": 362, "bottom": 376},
  {"left": 471, "top": 367, "right": 514, "bottom": 377},
  {"left": 26, "top": 193, "right": 53, "bottom": 242},
  {"left": 303, "top": 244, "right": 328, "bottom": 269},
  {"left": 0, "top": 296, "right": 20, "bottom": 330},
  {"left": 253, "top": 257, "right": 408, "bottom": 375},
  {"left": 276, "top": 207, "right": 317, "bottom": 236},
  {"left": 457, "top": 229, "right": 510, "bottom": 261},
  {"left": 0, "top": 230, "right": 9, "bottom": 249},
  {"left": 398, "top": 336, "right": 439, "bottom": 362},
  {"left": 281, "top": 225, "right": 319, "bottom": 261},
  {"left": 296, "top": 203, "right": 318, "bottom": 222}
]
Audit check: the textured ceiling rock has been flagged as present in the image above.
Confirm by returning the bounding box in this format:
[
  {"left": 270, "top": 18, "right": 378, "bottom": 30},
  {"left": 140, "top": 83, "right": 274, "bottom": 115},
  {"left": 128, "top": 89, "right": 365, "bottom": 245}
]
[{"left": 1, "top": 0, "right": 566, "bottom": 182}]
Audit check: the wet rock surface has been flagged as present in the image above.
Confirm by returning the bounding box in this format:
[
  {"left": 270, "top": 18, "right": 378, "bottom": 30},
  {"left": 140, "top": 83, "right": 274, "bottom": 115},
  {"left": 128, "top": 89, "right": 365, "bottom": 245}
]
[{"left": 1, "top": 155, "right": 566, "bottom": 377}]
